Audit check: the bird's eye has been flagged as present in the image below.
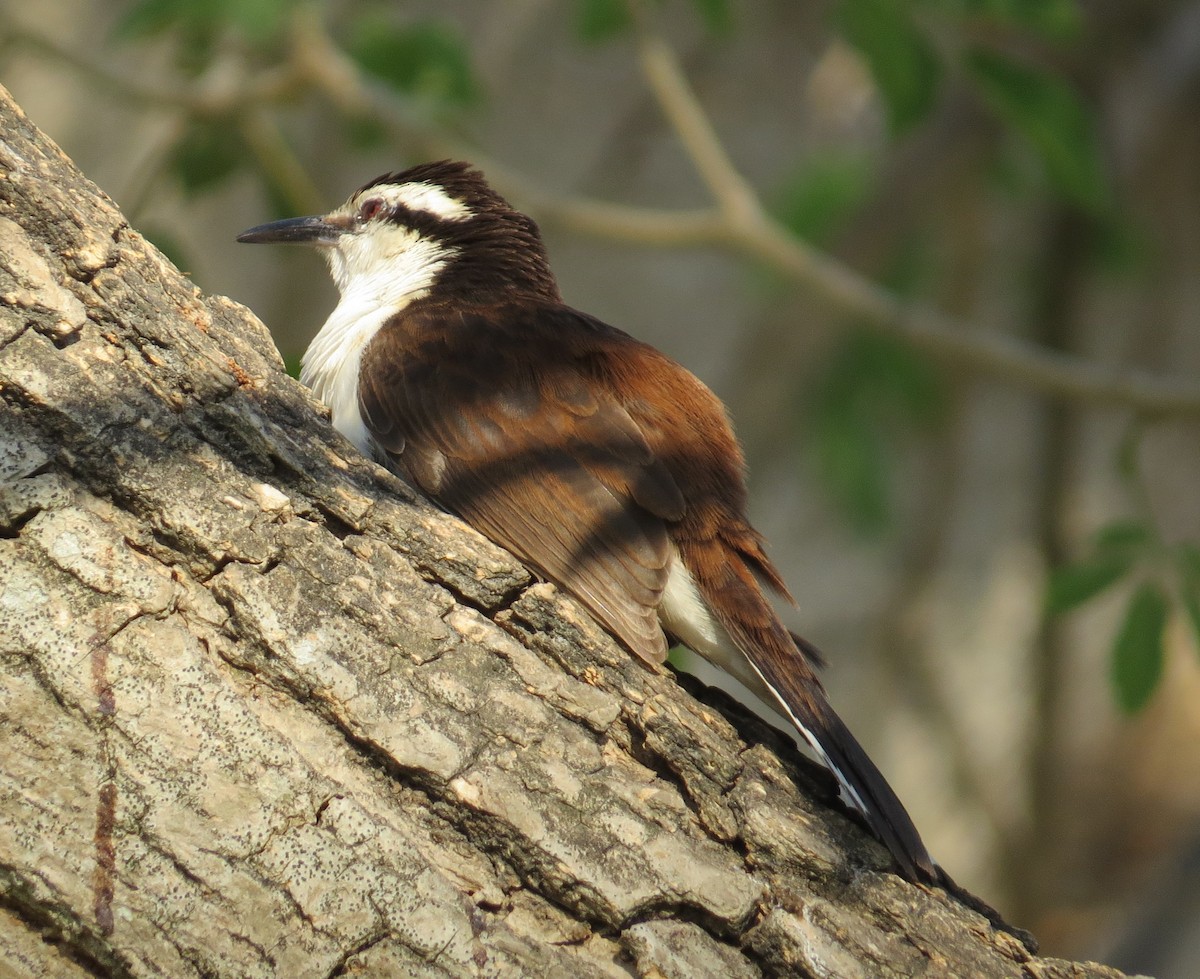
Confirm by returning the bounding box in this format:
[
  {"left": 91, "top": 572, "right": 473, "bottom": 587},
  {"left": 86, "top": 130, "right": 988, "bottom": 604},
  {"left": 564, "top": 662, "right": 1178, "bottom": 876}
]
[{"left": 357, "top": 198, "right": 384, "bottom": 222}]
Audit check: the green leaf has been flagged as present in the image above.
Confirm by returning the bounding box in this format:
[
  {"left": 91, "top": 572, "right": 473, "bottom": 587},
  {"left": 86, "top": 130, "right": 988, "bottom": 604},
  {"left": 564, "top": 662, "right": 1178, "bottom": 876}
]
[
  {"left": 771, "top": 154, "right": 875, "bottom": 247},
  {"left": 575, "top": 0, "right": 632, "bottom": 42},
  {"left": 812, "top": 409, "right": 890, "bottom": 534},
  {"left": 1115, "top": 420, "right": 1143, "bottom": 483},
  {"left": 1181, "top": 585, "right": 1200, "bottom": 656},
  {"left": 690, "top": 0, "right": 734, "bottom": 34},
  {"left": 1087, "top": 215, "right": 1150, "bottom": 276},
  {"left": 1178, "top": 545, "right": 1200, "bottom": 657},
  {"left": 139, "top": 226, "right": 192, "bottom": 274},
  {"left": 114, "top": 0, "right": 214, "bottom": 39},
  {"left": 341, "top": 114, "right": 389, "bottom": 152},
  {"left": 807, "top": 331, "right": 945, "bottom": 534},
  {"left": 1044, "top": 557, "right": 1130, "bottom": 615},
  {"left": 255, "top": 170, "right": 302, "bottom": 223},
  {"left": 347, "top": 18, "right": 478, "bottom": 108},
  {"left": 114, "top": 0, "right": 294, "bottom": 42},
  {"left": 930, "top": 0, "right": 1081, "bottom": 41},
  {"left": 1091, "top": 520, "right": 1153, "bottom": 558},
  {"left": 226, "top": 0, "right": 295, "bottom": 41},
  {"left": 170, "top": 124, "right": 243, "bottom": 195},
  {"left": 837, "top": 0, "right": 942, "bottom": 134},
  {"left": 1177, "top": 543, "right": 1200, "bottom": 582},
  {"left": 1110, "top": 581, "right": 1167, "bottom": 714},
  {"left": 966, "top": 49, "right": 1110, "bottom": 214},
  {"left": 863, "top": 332, "right": 946, "bottom": 425},
  {"left": 282, "top": 355, "right": 303, "bottom": 380},
  {"left": 879, "top": 232, "right": 935, "bottom": 297},
  {"left": 821, "top": 331, "right": 946, "bottom": 428}
]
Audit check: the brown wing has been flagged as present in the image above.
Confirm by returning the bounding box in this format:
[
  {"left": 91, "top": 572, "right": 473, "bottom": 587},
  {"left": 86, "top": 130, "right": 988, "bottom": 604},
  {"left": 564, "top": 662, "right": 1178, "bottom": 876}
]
[
  {"left": 358, "top": 301, "right": 686, "bottom": 664},
  {"left": 593, "top": 337, "right": 934, "bottom": 879}
]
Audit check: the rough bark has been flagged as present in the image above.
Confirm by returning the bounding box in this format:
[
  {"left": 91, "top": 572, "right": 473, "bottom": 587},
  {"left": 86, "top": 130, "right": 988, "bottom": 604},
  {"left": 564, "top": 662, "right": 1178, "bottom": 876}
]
[{"left": 0, "top": 85, "right": 1129, "bottom": 979}]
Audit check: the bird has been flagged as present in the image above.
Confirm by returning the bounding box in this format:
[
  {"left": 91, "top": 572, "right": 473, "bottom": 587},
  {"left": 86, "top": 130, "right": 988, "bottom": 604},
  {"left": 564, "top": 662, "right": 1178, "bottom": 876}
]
[{"left": 237, "top": 159, "right": 936, "bottom": 883}]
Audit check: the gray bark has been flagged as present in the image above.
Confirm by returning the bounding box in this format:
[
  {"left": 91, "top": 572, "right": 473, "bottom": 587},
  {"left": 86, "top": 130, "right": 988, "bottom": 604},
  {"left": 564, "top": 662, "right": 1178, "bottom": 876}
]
[{"left": 0, "top": 84, "right": 1129, "bottom": 979}]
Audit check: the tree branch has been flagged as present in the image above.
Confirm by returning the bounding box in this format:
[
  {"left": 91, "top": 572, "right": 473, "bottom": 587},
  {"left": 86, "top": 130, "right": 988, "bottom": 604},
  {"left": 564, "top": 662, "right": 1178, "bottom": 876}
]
[
  {"left": 236, "top": 106, "right": 327, "bottom": 216},
  {"left": 8, "top": 7, "right": 1200, "bottom": 419},
  {"left": 621, "top": 10, "right": 1200, "bottom": 416},
  {"left": 628, "top": 7, "right": 765, "bottom": 230},
  {"left": 0, "top": 82, "right": 1136, "bottom": 978}
]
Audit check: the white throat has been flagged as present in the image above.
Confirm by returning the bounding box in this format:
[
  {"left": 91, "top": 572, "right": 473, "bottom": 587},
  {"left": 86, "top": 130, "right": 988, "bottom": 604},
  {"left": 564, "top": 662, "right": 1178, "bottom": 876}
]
[{"left": 300, "top": 229, "right": 454, "bottom": 455}]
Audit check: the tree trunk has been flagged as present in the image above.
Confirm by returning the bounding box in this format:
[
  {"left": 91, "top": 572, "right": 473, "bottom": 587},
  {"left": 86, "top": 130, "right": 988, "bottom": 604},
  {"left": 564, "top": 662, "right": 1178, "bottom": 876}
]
[{"left": 0, "top": 85, "right": 1128, "bottom": 979}]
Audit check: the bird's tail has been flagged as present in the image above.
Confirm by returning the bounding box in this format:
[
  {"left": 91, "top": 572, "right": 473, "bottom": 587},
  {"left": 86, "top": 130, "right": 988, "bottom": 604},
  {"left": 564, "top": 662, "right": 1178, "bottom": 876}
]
[
  {"left": 751, "top": 658, "right": 936, "bottom": 883},
  {"left": 695, "top": 549, "right": 936, "bottom": 882}
]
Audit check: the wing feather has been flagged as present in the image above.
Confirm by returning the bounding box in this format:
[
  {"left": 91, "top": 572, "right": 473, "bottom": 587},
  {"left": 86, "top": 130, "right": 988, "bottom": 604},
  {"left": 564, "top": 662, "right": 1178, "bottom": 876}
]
[{"left": 358, "top": 302, "right": 684, "bottom": 664}]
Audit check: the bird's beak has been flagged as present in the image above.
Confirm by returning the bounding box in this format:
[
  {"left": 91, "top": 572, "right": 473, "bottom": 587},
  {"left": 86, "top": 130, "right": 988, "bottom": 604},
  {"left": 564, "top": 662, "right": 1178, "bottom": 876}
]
[{"left": 236, "top": 214, "right": 343, "bottom": 246}]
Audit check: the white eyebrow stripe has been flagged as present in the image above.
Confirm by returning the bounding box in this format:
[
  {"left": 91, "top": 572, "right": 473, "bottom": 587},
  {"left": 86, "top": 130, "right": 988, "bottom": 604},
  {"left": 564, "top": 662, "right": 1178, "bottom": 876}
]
[{"left": 373, "top": 181, "right": 472, "bottom": 220}]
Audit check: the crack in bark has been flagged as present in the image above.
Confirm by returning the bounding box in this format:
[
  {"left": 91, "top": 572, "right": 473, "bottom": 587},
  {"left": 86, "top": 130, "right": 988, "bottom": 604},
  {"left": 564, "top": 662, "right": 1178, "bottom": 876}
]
[
  {"left": 0, "top": 320, "right": 33, "bottom": 353},
  {"left": 322, "top": 929, "right": 391, "bottom": 978},
  {"left": 618, "top": 906, "right": 763, "bottom": 971},
  {"left": 0, "top": 505, "right": 40, "bottom": 538},
  {"left": 0, "top": 862, "right": 136, "bottom": 979},
  {"left": 434, "top": 572, "right": 531, "bottom": 621},
  {"left": 199, "top": 583, "right": 742, "bottom": 955},
  {"left": 140, "top": 834, "right": 225, "bottom": 903},
  {"left": 87, "top": 625, "right": 118, "bottom": 939}
]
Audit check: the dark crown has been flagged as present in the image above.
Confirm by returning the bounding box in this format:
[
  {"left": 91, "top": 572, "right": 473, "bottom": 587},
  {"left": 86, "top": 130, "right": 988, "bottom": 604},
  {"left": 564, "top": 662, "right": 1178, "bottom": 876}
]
[
  {"left": 357, "top": 160, "right": 508, "bottom": 215},
  {"left": 359, "top": 160, "right": 560, "bottom": 303}
]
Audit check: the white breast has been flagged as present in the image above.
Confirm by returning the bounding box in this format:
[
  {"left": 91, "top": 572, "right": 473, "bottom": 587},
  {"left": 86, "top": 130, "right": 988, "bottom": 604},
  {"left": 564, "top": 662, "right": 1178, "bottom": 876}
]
[
  {"left": 300, "top": 298, "right": 391, "bottom": 456},
  {"left": 300, "top": 228, "right": 454, "bottom": 455}
]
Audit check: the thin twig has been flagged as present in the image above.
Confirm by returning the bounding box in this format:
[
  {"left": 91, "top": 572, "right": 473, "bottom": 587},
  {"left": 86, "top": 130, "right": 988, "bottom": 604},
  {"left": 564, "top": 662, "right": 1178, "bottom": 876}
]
[
  {"left": 625, "top": 11, "right": 1200, "bottom": 415},
  {"left": 736, "top": 219, "right": 1200, "bottom": 414},
  {"left": 12, "top": 10, "right": 1200, "bottom": 416},
  {"left": 236, "top": 108, "right": 326, "bottom": 215},
  {"left": 629, "top": 12, "right": 763, "bottom": 227},
  {"left": 5, "top": 18, "right": 300, "bottom": 115}
]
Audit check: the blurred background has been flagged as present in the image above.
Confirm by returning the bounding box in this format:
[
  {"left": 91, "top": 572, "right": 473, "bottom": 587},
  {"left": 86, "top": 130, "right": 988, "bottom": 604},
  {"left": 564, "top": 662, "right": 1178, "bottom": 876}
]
[{"left": 3, "top": 0, "right": 1199, "bottom": 972}]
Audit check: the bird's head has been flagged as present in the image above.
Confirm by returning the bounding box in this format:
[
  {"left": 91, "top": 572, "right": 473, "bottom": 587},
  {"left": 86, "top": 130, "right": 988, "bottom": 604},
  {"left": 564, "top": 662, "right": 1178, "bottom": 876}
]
[{"left": 238, "top": 160, "right": 559, "bottom": 305}]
